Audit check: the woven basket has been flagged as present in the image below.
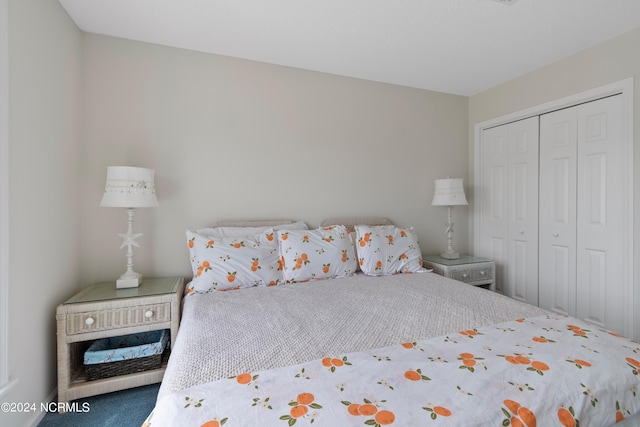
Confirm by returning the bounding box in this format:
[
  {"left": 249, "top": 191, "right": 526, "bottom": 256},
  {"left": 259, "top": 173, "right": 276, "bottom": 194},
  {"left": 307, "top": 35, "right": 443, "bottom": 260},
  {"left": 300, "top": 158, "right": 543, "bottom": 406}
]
[
  {"left": 84, "top": 330, "right": 168, "bottom": 381},
  {"left": 85, "top": 352, "right": 163, "bottom": 381}
]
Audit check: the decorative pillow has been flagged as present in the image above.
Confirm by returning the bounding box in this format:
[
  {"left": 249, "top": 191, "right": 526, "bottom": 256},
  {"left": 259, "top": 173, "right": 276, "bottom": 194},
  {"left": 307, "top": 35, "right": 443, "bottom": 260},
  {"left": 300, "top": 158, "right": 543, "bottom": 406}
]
[
  {"left": 321, "top": 217, "right": 395, "bottom": 272},
  {"left": 277, "top": 225, "right": 357, "bottom": 283},
  {"left": 188, "top": 221, "right": 308, "bottom": 276},
  {"left": 186, "top": 229, "right": 282, "bottom": 293},
  {"left": 354, "top": 225, "right": 425, "bottom": 276}
]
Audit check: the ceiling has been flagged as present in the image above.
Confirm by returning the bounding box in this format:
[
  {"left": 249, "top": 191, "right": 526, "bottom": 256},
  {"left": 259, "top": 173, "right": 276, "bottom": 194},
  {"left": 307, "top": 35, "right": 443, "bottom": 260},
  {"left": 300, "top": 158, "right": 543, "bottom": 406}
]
[{"left": 58, "top": 0, "right": 640, "bottom": 96}]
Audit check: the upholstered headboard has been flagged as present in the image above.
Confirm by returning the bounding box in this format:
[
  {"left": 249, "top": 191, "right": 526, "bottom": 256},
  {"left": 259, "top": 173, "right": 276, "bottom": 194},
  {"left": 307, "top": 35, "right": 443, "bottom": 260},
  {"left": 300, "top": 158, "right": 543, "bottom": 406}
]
[
  {"left": 212, "top": 219, "right": 298, "bottom": 227},
  {"left": 320, "top": 216, "right": 393, "bottom": 231}
]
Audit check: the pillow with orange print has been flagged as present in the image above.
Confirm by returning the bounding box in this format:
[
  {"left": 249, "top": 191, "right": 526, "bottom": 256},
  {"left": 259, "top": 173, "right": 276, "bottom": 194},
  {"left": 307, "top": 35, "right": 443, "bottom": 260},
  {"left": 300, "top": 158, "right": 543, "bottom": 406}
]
[
  {"left": 355, "top": 225, "right": 426, "bottom": 276},
  {"left": 187, "top": 221, "right": 307, "bottom": 276},
  {"left": 185, "top": 229, "right": 282, "bottom": 293},
  {"left": 277, "top": 225, "right": 357, "bottom": 283}
]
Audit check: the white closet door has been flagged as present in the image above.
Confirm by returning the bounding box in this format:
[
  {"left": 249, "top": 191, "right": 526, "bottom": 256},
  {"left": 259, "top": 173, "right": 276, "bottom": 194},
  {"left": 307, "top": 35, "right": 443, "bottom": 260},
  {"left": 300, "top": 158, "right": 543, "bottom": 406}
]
[
  {"left": 479, "top": 125, "right": 508, "bottom": 293},
  {"left": 539, "top": 94, "right": 628, "bottom": 335},
  {"left": 539, "top": 108, "right": 578, "bottom": 316},
  {"left": 575, "top": 95, "right": 627, "bottom": 333},
  {"left": 506, "top": 117, "right": 539, "bottom": 305},
  {"left": 480, "top": 117, "right": 538, "bottom": 302}
]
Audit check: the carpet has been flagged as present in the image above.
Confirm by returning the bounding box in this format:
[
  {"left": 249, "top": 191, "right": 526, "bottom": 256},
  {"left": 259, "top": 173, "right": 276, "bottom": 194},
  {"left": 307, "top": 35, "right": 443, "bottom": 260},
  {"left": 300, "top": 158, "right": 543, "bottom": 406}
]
[{"left": 38, "top": 383, "right": 159, "bottom": 427}]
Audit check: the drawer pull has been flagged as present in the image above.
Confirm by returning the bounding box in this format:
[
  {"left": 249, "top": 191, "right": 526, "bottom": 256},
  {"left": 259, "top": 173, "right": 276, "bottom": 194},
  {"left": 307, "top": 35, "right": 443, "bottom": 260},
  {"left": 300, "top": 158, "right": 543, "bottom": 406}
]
[
  {"left": 480, "top": 271, "right": 486, "bottom": 276},
  {"left": 85, "top": 317, "right": 94, "bottom": 326},
  {"left": 462, "top": 273, "right": 468, "bottom": 279},
  {"left": 145, "top": 310, "right": 154, "bottom": 318}
]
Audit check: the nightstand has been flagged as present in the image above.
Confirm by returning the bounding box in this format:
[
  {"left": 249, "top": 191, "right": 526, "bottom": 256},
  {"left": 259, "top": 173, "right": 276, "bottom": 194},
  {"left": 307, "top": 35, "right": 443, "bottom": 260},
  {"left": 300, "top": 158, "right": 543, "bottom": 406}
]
[
  {"left": 422, "top": 255, "right": 495, "bottom": 290},
  {"left": 56, "top": 276, "right": 184, "bottom": 405}
]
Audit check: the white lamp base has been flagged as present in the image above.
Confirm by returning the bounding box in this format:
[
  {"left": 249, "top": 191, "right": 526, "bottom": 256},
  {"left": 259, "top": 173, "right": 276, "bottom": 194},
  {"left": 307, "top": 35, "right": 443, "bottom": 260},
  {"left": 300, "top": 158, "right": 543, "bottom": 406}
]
[
  {"left": 115, "top": 207, "right": 143, "bottom": 289},
  {"left": 440, "top": 250, "right": 460, "bottom": 260},
  {"left": 439, "top": 205, "right": 462, "bottom": 260},
  {"left": 116, "top": 272, "right": 142, "bottom": 289}
]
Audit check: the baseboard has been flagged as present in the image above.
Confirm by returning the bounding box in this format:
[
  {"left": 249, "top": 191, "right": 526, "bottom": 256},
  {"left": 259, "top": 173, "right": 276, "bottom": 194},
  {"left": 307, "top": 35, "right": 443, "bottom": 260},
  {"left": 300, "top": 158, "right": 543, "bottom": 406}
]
[
  {"left": 25, "top": 387, "right": 56, "bottom": 427},
  {"left": 0, "top": 378, "right": 17, "bottom": 400}
]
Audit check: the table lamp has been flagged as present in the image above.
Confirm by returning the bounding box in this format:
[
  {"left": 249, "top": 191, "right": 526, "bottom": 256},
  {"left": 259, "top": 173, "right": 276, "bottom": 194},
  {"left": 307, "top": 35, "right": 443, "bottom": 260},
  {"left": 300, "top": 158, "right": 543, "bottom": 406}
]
[
  {"left": 100, "top": 166, "right": 158, "bottom": 288},
  {"left": 431, "top": 178, "right": 467, "bottom": 259}
]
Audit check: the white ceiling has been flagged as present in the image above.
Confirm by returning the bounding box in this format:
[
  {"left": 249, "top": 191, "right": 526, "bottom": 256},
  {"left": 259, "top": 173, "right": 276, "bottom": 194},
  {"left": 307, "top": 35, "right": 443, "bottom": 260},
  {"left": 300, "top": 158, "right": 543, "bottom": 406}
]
[{"left": 58, "top": 0, "right": 640, "bottom": 96}]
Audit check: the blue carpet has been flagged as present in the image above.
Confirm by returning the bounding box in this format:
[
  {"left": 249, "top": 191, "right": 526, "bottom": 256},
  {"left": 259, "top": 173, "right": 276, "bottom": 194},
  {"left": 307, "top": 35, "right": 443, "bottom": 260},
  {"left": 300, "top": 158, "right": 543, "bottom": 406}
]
[{"left": 38, "top": 383, "right": 159, "bottom": 427}]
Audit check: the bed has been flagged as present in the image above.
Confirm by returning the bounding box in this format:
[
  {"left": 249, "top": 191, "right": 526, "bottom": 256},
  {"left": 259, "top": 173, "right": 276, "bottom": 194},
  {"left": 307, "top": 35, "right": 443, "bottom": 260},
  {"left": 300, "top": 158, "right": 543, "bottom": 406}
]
[{"left": 143, "top": 219, "right": 640, "bottom": 426}]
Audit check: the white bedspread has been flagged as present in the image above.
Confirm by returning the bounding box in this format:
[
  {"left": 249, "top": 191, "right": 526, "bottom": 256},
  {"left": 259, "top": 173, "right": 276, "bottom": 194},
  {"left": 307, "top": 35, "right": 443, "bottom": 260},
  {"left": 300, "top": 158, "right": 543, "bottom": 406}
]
[{"left": 159, "top": 272, "right": 548, "bottom": 400}]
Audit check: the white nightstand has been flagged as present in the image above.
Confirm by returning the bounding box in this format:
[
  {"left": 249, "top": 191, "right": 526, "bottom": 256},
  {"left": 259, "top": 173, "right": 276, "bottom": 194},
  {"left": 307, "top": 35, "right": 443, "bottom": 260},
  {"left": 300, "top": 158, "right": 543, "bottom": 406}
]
[
  {"left": 56, "top": 276, "right": 184, "bottom": 405},
  {"left": 422, "top": 255, "right": 495, "bottom": 290}
]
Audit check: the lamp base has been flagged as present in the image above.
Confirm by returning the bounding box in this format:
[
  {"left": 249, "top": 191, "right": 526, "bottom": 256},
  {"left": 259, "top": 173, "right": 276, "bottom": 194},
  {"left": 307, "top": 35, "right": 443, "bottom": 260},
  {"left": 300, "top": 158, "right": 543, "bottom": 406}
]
[
  {"left": 440, "top": 251, "right": 460, "bottom": 260},
  {"left": 116, "top": 273, "right": 142, "bottom": 289}
]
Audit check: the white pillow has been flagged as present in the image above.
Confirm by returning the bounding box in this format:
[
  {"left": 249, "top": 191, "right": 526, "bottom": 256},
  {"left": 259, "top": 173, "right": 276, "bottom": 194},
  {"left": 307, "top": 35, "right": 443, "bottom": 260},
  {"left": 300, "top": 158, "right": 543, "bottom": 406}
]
[
  {"left": 277, "top": 225, "right": 357, "bottom": 283},
  {"left": 355, "top": 225, "right": 425, "bottom": 276},
  {"left": 186, "top": 229, "right": 282, "bottom": 293}
]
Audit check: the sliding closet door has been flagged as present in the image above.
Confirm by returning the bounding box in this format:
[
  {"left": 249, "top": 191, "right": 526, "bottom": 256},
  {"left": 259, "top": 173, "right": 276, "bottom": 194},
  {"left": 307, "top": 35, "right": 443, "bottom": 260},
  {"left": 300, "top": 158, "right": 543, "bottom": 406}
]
[
  {"left": 539, "top": 95, "right": 628, "bottom": 334},
  {"left": 479, "top": 117, "right": 538, "bottom": 303},
  {"left": 539, "top": 108, "right": 578, "bottom": 316}
]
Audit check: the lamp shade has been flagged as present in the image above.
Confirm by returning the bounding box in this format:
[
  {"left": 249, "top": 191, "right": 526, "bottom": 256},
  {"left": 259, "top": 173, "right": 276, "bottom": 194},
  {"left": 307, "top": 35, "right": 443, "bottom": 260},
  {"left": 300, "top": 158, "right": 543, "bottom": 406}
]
[
  {"left": 431, "top": 178, "right": 468, "bottom": 206},
  {"left": 100, "top": 166, "right": 158, "bottom": 208}
]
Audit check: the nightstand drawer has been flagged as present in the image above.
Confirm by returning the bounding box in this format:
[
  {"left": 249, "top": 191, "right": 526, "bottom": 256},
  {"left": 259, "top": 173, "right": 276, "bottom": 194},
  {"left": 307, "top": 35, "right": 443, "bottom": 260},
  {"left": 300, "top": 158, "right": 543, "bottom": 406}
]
[
  {"left": 422, "top": 255, "right": 495, "bottom": 290},
  {"left": 66, "top": 303, "right": 170, "bottom": 335},
  {"left": 450, "top": 266, "right": 494, "bottom": 284}
]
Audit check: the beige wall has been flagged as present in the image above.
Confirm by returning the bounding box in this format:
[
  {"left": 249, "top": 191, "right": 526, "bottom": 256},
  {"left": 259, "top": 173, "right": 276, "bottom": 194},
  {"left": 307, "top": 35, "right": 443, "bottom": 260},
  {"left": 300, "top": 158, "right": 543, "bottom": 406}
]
[
  {"left": 3, "top": 0, "right": 82, "bottom": 426},
  {"left": 2, "top": 7, "right": 467, "bottom": 424},
  {"left": 12, "top": 4, "right": 638, "bottom": 424},
  {"left": 468, "top": 27, "right": 640, "bottom": 340},
  {"left": 79, "top": 34, "right": 469, "bottom": 285}
]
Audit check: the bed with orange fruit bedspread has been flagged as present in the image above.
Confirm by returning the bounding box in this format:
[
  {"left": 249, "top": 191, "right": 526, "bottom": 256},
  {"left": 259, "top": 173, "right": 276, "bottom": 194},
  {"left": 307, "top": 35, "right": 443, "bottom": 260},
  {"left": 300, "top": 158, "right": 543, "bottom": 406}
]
[{"left": 147, "top": 272, "right": 640, "bottom": 426}]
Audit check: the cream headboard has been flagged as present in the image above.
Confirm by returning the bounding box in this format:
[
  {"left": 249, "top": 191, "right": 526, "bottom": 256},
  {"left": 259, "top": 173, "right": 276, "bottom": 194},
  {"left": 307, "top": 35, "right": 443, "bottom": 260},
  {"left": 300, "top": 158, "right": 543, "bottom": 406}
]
[
  {"left": 320, "top": 216, "right": 393, "bottom": 231},
  {"left": 212, "top": 217, "right": 392, "bottom": 230},
  {"left": 212, "top": 219, "right": 297, "bottom": 227}
]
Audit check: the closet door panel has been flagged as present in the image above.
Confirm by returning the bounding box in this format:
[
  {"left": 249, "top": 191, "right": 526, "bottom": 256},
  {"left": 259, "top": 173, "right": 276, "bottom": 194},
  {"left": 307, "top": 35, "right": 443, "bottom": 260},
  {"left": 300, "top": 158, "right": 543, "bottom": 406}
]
[
  {"left": 507, "top": 117, "right": 539, "bottom": 305},
  {"left": 550, "top": 245, "right": 571, "bottom": 315},
  {"left": 576, "top": 95, "right": 626, "bottom": 333},
  {"left": 480, "top": 117, "right": 538, "bottom": 302},
  {"left": 539, "top": 109, "right": 577, "bottom": 316},
  {"left": 480, "top": 125, "right": 508, "bottom": 294},
  {"left": 582, "top": 249, "right": 607, "bottom": 327},
  {"left": 511, "top": 240, "right": 530, "bottom": 302}
]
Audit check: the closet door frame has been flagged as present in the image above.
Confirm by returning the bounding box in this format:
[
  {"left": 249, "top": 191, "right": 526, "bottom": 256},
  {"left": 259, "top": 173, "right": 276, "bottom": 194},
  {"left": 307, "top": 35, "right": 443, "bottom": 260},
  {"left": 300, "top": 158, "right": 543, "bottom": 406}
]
[{"left": 473, "top": 78, "right": 634, "bottom": 338}]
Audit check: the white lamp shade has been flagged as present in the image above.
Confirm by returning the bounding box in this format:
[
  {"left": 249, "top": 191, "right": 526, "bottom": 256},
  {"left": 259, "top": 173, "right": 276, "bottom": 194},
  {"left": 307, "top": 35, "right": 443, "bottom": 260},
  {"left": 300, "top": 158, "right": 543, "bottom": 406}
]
[
  {"left": 431, "top": 178, "right": 468, "bottom": 206},
  {"left": 100, "top": 166, "right": 159, "bottom": 208}
]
